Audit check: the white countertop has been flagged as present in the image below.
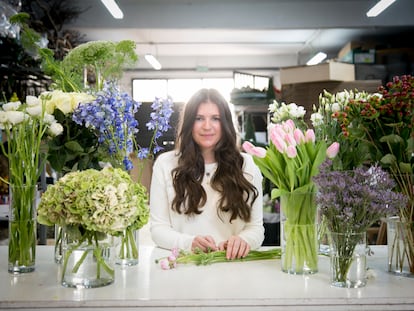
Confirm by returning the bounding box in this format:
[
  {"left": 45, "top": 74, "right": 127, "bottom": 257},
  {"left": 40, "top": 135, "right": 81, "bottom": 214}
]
[{"left": 1, "top": 245, "right": 413, "bottom": 311}]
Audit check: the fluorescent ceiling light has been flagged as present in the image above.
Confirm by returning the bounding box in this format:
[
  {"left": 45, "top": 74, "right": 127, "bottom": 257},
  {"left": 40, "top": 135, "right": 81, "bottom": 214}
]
[
  {"left": 101, "top": 0, "right": 124, "bottom": 19},
  {"left": 306, "top": 52, "right": 327, "bottom": 66},
  {"left": 366, "top": 0, "right": 396, "bottom": 17},
  {"left": 145, "top": 54, "right": 162, "bottom": 70}
]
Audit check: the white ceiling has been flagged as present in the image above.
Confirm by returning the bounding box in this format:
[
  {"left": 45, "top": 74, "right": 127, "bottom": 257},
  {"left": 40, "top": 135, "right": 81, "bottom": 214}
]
[{"left": 68, "top": 0, "right": 414, "bottom": 76}]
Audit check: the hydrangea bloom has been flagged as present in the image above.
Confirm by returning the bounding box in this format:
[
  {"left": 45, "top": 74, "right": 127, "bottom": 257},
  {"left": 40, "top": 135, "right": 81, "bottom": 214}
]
[{"left": 37, "top": 166, "right": 149, "bottom": 235}]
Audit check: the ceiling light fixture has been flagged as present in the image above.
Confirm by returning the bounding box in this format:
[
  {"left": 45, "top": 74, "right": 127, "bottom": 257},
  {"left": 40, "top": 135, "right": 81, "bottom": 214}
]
[
  {"left": 306, "top": 52, "right": 327, "bottom": 66},
  {"left": 366, "top": 0, "right": 396, "bottom": 17},
  {"left": 101, "top": 0, "right": 124, "bottom": 19},
  {"left": 145, "top": 54, "right": 162, "bottom": 70}
]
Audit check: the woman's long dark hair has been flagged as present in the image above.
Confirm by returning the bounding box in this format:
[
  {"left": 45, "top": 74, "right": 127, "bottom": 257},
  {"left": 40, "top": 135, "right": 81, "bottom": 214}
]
[{"left": 171, "top": 88, "right": 258, "bottom": 222}]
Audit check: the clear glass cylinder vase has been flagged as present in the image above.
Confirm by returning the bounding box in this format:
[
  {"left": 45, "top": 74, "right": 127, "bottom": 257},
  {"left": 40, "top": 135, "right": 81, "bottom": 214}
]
[
  {"left": 113, "top": 227, "right": 139, "bottom": 266},
  {"left": 60, "top": 225, "right": 114, "bottom": 288},
  {"left": 54, "top": 225, "right": 63, "bottom": 264},
  {"left": 8, "top": 184, "right": 37, "bottom": 274},
  {"left": 280, "top": 192, "right": 318, "bottom": 274},
  {"left": 387, "top": 216, "right": 414, "bottom": 277},
  {"left": 329, "top": 231, "right": 367, "bottom": 288}
]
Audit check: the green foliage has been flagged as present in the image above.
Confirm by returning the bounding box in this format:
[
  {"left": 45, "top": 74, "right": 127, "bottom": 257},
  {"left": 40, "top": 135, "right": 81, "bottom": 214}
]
[
  {"left": 61, "top": 40, "right": 138, "bottom": 91},
  {"left": 46, "top": 108, "right": 102, "bottom": 174}
]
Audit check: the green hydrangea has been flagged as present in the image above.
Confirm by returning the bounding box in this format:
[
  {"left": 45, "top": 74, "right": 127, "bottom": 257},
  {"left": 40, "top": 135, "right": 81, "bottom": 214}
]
[{"left": 38, "top": 167, "right": 149, "bottom": 235}]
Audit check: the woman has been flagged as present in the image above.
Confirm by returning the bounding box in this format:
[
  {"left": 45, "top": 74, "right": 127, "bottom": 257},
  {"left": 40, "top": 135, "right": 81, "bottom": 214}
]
[{"left": 150, "top": 88, "right": 264, "bottom": 260}]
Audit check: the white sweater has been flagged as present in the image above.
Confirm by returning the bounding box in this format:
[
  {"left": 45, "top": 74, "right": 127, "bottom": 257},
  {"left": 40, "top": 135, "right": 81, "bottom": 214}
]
[{"left": 150, "top": 150, "right": 264, "bottom": 251}]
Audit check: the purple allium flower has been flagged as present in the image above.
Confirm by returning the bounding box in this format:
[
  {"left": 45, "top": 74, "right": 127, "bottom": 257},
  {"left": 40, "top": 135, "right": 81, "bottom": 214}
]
[{"left": 314, "top": 160, "right": 408, "bottom": 233}]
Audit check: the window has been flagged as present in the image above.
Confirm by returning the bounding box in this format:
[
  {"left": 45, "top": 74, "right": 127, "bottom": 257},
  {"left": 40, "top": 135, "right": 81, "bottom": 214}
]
[
  {"left": 132, "top": 78, "right": 234, "bottom": 103},
  {"left": 132, "top": 79, "right": 167, "bottom": 102}
]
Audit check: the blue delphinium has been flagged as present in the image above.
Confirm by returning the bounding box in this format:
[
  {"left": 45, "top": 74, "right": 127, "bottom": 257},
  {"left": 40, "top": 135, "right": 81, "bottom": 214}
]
[
  {"left": 73, "top": 81, "right": 173, "bottom": 171},
  {"left": 137, "top": 97, "right": 174, "bottom": 159},
  {"left": 72, "top": 81, "right": 140, "bottom": 171},
  {"left": 314, "top": 160, "right": 408, "bottom": 234}
]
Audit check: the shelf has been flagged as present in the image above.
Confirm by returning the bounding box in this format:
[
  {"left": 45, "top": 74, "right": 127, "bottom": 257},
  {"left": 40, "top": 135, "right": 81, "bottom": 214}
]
[{"left": 230, "top": 91, "right": 269, "bottom": 113}]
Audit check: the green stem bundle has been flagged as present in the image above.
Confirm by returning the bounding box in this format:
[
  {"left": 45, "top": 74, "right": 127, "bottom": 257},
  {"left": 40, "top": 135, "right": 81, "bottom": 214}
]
[
  {"left": 61, "top": 229, "right": 114, "bottom": 283},
  {"left": 155, "top": 248, "right": 281, "bottom": 267}
]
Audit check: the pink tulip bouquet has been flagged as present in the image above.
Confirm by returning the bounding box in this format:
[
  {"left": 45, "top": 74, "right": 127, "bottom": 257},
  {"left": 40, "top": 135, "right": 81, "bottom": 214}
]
[
  {"left": 243, "top": 119, "right": 339, "bottom": 274},
  {"left": 243, "top": 119, "right": 339, "bottom": 197}
]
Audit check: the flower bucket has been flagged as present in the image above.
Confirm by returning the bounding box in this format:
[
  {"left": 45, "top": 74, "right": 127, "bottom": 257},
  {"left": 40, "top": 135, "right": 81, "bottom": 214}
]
[
  {"left": 8, "top": 184, "right": 37, "bottom": 274},
  {"left": 60, "top": 226, "right": 115, "bottom": 288},
  {"left": 387, "top": 216, "right": 414, "bottom": 277},
  {"left": 329, "top": 231, "right": 368, "bottom": 288},
  {"left": 113, "top": 227, "right": 139, "bottom": 266},
  {"left": 280, "top": 192, "right": 318, "bottom": 274}
]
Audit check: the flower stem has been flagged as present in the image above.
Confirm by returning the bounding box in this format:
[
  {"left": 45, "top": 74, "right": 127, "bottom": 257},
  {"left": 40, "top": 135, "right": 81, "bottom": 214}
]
[
  {"left": 8, "top": 185, "right": 37, "bottom": 272},
  {"left": 117, "top": 227, "right": 138, "bottom": 260},
  {"left": 156, "top": 248, "right": 281, "bottom": 267},
  {"left": 61, "top": 229, "right": 114, "bottom": 283}
]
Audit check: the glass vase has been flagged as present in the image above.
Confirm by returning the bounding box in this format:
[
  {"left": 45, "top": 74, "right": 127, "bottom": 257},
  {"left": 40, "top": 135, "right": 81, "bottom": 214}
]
[
  {"left": 329, "top": 231, "right": 367, "bottom": 288},
  {"left": 60, "top": 225, "right": 114, "bottom": 288},
  {"left": 114, "top": 227, "right": 139, "bottom": 266},
  {"left": 387, "top": 216, "right": 414, "bottom": 277},
  {"left": 280, "top": 191, "right": 318, "bottom": 274},
  {"left": 8, "top": 184, "right": 37, "bottom": 274},
  {"left": 54, "top": 224, "right": 63, "bottom": 264}
]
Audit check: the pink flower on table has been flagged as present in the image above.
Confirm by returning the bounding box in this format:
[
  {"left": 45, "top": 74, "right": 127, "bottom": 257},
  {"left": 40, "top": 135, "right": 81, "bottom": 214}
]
[
  {"left": 158, "top": 249, "right": 180, "bottom": 270},
  {"left": 326, "top": 142, "right": 340, "bottom": 159},
  {"left": 171, "top": 247, "right": 180, "bottom": 258},
  {"left": 242, "top": 141, "right": 267, "bottom": 158},
  {"left": 159, "top": 258, "right": 171, "bottom": 270}
]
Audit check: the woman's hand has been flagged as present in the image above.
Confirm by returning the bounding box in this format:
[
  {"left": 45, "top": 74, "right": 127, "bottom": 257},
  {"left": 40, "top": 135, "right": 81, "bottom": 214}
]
[
  {"left": 191, "top": 235, "right": 218, "bottom": 252},
  {"left": 218, "top": 236, "right": 250, "bottom": 260}
]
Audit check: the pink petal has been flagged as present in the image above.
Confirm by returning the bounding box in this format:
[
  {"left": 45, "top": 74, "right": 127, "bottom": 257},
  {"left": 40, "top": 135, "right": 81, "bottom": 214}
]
[
  {"left": 242, "top": 141, "right": 267, "bottom": 158},
  {"left": 293, "top": 128, "right": 305, "bottom": 144},
  {"left": 272, "top": 135, "right": 287, "bottom": 154},
  {"left": 160, "top": 259, "right": 171, "bottom": 270},
  {"left": 253, "top": 146, "right": 267, "bottom": 158},
  {"left": 286, "top": 145, "right": 297, "bottom": 158},
  {"left": 326, "top": 142, "right": 340, "bottom": 158},
  {"left": 305, "top": 129, "right": 315, "bottom": 143},
  {"left": 284, "top": 132, "right": 297, "bottom": 147},
  {"left": 284, "top": 119, "right": 296, "bottom": 131}
]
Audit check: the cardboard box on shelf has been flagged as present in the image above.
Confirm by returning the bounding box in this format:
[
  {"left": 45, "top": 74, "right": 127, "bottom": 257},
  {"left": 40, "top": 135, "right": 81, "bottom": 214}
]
[
  {"left": 338, "top": 41, "right": 364, "bottom": 60},
  {"left": 338, "top": 41, "right": 377, "bottom": 63},
  {"left": 280, "top": 62, "right": 355, "bottom": 85}
]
